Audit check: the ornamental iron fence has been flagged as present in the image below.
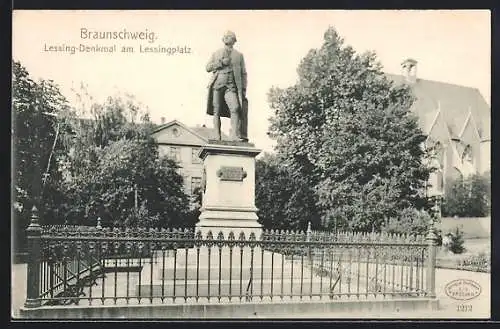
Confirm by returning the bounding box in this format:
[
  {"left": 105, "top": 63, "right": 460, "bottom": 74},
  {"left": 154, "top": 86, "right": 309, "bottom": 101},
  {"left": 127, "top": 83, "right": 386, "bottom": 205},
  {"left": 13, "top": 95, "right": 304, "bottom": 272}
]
[{"left": 23, "top": 207, "right": 439, "bottom": 308}]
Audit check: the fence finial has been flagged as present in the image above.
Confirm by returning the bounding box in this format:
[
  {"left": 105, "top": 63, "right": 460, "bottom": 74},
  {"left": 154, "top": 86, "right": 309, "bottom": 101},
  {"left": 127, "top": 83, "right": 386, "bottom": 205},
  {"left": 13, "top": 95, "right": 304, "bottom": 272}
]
[
  {"left": 29, "top": 205, "right": 40, "bottom": 227},
  {"left": 96, "top": 217, "right": 102, "bottom": 229},
  {"left": 426, "top": 216, "right": 438, "bottom": 245},
  {"left": 306, "top": 221, "right": 312, "bottom": 242}
]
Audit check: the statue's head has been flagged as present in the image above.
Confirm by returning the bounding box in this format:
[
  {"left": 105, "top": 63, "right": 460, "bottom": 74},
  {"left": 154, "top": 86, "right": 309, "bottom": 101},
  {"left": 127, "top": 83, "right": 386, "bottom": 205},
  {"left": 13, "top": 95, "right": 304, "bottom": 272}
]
[{"left": 222, "top": 31, "right": 237, "bottom": 46}]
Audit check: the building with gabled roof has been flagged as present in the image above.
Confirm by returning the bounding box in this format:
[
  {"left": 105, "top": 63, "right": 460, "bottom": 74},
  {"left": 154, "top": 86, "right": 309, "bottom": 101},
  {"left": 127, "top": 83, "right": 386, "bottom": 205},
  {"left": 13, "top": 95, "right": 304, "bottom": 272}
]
[
  {"left": 388, "top": 59, "right": 490, "bottom": 197},
  {"left": 150, "top": 119, "right": 230, "bottom": 196}
]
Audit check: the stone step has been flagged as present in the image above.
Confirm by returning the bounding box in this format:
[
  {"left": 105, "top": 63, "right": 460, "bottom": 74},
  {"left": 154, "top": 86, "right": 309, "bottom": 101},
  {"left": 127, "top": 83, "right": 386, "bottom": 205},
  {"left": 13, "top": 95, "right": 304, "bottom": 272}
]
[
  {"left": 135, "top": 279, "right": 352, "bottom": 298},
  {"left": 141, "top": 259, "right": 399, "bottom": 288},
  {"left": 160, "top": 248, "right": 313, "bottom": 267},
  {"left": 158, "top": 266, "right": 323, "bottom": 281}
]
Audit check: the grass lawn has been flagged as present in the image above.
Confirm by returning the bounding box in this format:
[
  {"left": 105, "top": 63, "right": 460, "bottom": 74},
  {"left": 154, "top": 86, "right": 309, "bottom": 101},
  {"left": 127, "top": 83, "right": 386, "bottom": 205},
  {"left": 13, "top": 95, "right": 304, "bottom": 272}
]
[
  {"left": 436, "top": 238, "right": 490, "bottom": 272},
  {"left": 463, "top": 238, "right": 491, "bottom": 254}
]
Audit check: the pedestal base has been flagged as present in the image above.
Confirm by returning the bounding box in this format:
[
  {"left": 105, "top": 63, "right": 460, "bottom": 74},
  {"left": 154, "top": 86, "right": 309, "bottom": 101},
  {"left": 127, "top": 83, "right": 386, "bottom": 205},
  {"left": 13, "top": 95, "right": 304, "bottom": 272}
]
[
  {"left": 196, "top": 218, "right": 262, "bottom": 240},
  {"left": 135, "top": 247, "right": 335, "bottom": 300},
  {"left": 198, "top": 142, "right": 261, "bottom": 229}
]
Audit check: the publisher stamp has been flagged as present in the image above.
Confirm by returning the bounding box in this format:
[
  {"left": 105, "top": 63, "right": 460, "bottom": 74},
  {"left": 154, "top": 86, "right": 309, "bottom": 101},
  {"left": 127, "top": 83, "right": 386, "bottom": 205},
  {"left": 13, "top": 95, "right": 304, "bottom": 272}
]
[{"left": 444, "top": 279, "right": 482, "bottom": 301}]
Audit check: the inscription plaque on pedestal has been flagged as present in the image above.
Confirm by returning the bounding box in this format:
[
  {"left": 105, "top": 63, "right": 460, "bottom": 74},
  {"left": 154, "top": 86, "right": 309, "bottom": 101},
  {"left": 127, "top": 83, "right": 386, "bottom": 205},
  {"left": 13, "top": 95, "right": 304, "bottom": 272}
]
[{"left": 216, "top": 166, "right": 247, "bottom": 181}]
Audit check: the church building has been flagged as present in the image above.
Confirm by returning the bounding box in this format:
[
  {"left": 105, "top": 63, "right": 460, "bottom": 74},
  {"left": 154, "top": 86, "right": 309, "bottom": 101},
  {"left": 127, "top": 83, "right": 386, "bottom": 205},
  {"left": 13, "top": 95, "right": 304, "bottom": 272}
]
[{"left": 387, "top": 59, "right": 490, "bottom": 198}]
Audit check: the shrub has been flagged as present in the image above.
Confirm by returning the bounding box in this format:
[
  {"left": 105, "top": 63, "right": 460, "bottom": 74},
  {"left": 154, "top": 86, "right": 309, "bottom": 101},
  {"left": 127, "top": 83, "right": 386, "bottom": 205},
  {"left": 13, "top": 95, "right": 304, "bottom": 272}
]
[
  {"left": 446, "top": 226, "right": 466, "bottom": 254},
  {"left": 434, "top": 228, "right": 443, "bottom": 247},
  {"left": 457, "top": 251, "right": 490, "bottom": 273},
  {"left": 120, "top": 202, "right": 160, "bottom": 228},
  {"left": 381, "top": 208, "right": 432, "bottom": 237},
  {"left": 442, "top": 173, "right": 490, "bottom": 217}
]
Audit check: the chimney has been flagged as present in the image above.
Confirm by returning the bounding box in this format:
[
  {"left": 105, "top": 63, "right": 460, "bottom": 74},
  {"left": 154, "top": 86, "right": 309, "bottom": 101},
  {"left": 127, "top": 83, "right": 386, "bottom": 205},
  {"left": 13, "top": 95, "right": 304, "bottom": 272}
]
[
  {"left": 401, "top": 58, "right": 418, "bottom": 84},
  {"left": 160, "top": 117, "right": 166, "bottom": 124}
]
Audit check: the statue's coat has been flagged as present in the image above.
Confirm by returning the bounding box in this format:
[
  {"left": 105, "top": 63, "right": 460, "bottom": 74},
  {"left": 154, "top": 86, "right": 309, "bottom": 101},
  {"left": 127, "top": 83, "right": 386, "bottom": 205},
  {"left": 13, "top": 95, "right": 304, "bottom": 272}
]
[{"left": 206, "top": 48, "right": 248, "bottom": 139}]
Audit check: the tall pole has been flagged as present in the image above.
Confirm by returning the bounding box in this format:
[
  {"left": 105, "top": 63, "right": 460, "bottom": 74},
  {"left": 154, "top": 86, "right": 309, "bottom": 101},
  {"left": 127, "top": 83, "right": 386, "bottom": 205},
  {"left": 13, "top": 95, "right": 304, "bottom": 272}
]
[
  {"left": 41, "top": 114, "right": 60, "bottom": 194},
  {"left": 32, "top": 104, "right": 43, "bottom": 217},
  {"left": 134, "top": 183, "right": 138, "bottom": 211},
  {"left": 436, "top": 193, "right": 442, "bottom": 219},
  {"left": 24, "top": 102, "right": 44, "bottom": 308},
  {"left": 426, "top": 215, "right": 438, "bottom": 299}
]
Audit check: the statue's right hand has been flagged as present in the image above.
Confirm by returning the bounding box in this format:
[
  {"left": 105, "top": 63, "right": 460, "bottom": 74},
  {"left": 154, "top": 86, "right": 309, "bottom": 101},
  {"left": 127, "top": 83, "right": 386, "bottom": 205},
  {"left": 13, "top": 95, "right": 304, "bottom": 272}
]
[{"left": 221, "top": 57, "right": 230, "bottom": 66}]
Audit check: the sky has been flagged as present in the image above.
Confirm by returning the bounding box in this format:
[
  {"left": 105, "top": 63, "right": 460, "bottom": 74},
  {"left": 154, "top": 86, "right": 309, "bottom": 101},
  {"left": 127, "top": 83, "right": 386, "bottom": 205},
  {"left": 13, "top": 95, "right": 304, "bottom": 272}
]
[{"left": 12, "top": 10, "right": 490, "bottom": 153}]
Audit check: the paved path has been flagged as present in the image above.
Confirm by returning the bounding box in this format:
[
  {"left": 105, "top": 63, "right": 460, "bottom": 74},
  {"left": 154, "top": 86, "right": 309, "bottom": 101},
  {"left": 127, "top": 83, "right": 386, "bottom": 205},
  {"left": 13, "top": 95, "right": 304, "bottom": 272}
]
[
  {"left": 11, "top": 263, "right": 490, "bottom": 319},
  {"left": 12, "top": 264, "right": 26, "bottom": 319}
]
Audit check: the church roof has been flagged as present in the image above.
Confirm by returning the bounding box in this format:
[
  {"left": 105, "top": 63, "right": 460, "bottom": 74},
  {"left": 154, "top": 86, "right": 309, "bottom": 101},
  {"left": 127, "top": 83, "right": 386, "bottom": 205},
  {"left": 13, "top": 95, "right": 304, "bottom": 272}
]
[{"left": 386, "top": 74, "right": 490, "bottom": 141}]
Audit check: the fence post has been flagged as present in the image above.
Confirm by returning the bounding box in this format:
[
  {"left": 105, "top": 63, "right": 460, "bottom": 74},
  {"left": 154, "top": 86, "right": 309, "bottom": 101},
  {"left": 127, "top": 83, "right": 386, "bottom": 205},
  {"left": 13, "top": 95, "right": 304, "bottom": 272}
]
[
  {"left": 425, "top": 217, "right": 438, "bottom": 298},
  {"left": 24, "top": 206, "right": 42, "bottom": 308},
  {"left": 306, "top": 221, "right": 312, "bottom": 265}
]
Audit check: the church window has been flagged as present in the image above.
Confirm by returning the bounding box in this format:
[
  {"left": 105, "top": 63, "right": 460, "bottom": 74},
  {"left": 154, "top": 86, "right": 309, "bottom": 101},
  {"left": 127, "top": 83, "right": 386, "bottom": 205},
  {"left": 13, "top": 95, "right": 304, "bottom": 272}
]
[
  {"left": 433, "top": 142, "right": 445, "bottom": 169},
  {"left": 462, "top": 145, "right": 473, "bottom": 164},
  {"left": 436, "top": 170, "right": 444, "bottom": 192},
  {"left": 452, "top": 167, "right": 463, "bottom": 182}
]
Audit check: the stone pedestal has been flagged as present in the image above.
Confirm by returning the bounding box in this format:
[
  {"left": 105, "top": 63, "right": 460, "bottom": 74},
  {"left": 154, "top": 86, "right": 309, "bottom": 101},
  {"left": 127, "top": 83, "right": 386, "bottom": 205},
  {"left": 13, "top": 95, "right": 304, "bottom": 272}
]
[{"left": 197, "top": 141, "right": 262, "bottom": 237}]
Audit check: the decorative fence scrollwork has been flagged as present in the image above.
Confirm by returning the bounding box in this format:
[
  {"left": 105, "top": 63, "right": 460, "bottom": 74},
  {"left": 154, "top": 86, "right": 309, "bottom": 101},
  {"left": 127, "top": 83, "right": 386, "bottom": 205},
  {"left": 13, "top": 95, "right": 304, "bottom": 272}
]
[{"left": 23, "top": 219, "right": 438, "bottom": 308}]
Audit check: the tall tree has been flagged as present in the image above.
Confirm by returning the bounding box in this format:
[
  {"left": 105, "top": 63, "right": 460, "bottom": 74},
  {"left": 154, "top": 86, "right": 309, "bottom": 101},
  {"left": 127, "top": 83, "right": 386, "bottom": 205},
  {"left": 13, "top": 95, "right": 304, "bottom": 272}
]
[
  {"left": 255, "top": 153, "right": 321, "bottom": 231},
  {"left": 56, "top": 89, "right": 192, "bottom": 228},
  {"left": 268, "top": 27, "right": 432, "bottom": 232},
  {"left": 12, "top": 61, "right": 69, "bottom": 251}
]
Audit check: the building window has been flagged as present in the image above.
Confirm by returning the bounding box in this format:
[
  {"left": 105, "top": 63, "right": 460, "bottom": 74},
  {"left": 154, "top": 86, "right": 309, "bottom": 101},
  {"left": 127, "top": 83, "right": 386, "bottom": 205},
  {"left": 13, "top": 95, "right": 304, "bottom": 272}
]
[
  {"left": 168, "top": 146, "right": 181, "bottom": 162},
  {"left": 158, "top": 146, "right": 167, "bottom": 158},
  {"left": 172, "top": 127, "right": 181, "bottom": 137},
  {"left": 192, "top": 148, "right": 202, "bottom": 164},
  {"left": 434, "top": 142, "right": 445, "bottom": 169},
  {"left": 191, "top": 177, "right": 202, "bottom": 195},
  {"left": 451, "top": 167, "right": 463, "bottom": 182},
  {"left": 436, "top": 170, "right": 444, "bottom": 192},
  {"left": 462, "top": 145, "right": 473, "bottom": 164},
  {"left": 183, "top": 175, "right": 189, "bottom": 187}
]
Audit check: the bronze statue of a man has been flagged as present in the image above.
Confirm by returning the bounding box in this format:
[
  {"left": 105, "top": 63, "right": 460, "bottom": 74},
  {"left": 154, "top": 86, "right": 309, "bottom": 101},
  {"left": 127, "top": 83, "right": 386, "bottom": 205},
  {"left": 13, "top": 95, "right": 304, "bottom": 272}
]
[{"left": 206, "top": 31, "right": 248, "bottom": 142}]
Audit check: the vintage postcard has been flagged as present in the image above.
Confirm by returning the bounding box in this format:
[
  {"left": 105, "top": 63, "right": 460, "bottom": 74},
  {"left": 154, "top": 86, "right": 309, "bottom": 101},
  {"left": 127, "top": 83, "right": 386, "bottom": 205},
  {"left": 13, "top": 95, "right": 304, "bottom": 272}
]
[{"left": 11, "top": 10, "right": 491, "bottom": 320}]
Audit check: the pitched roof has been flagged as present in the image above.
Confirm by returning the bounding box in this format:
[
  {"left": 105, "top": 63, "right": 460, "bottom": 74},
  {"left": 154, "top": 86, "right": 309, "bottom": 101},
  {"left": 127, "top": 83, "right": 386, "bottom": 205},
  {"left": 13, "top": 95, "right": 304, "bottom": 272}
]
[
  {"left": 190, "top": 125, "right": 231, "bottom": 141},
  {"left": 152, "top": 119, "right": 231, "bottom": 141},
  {"left": 386, "top": 74, "right": 490, "bottom": 141}
]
